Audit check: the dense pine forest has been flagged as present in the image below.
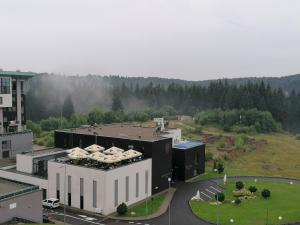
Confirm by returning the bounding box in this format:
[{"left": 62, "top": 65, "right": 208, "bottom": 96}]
[{"left": 26, "top": 73, "right": 300, "bottom": 132}]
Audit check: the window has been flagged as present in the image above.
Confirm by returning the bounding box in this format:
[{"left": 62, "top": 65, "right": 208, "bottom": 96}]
[
  {"left": 56, "top": 173, "right": 60, "bottom": 190},
  {"left": 56, "top": 173, "right": 60, "bottom": 199},
  {"left": 0, "top": 77, "right": 11, "bottom": 94},
  {"left": 2, "top": 150, "right": 9, "bottom": 158},
  {"left": 80, "top": 178, "right": 84, "bottom": 209},
  {"left": 114, "top": 179, "right": 118, "bottom": 207},
  {"left": 2, "top": 140, "right": 11, "bottom": 150},
  {"left": 80, "top": 178, "right": 84, "bottom": 195},
  {"left": 93, "top": 180, "right": 97, "bottom": 208},
  {"left": 136, "top": 173, "right": 139, "bottom": 198},
  {"left": 0, "top": 97, "right": 2, "bottom": 104},
  {"left": 145, "top": 170, "right": 149, "bottom": 194},
  {"left": 125, "top": 176, "right": 129, "bottom": 202},
  {"left": 68, "top": 176, "right": 71, "bottom": 206}
]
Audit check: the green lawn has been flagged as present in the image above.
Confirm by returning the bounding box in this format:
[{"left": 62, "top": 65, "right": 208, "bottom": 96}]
[
  {"left": 124, "top": 192, "right": 167, "bottom": 217},
  {"left": 190, "top": 181, "right": 300, "bottom": 225}
]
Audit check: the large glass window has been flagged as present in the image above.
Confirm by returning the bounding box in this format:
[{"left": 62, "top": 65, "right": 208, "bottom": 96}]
[
  {"left": 93, "top": 180, "right": 97, "bottom": 208},
  {"left": 136, "top": 173, "right": 139, "bottom": 198},
  {"left": 114, "top": 179, "right": 118, "bottom": 207},
  {"left": 0, "top": 77, "right": 11, "bottom": 94}
]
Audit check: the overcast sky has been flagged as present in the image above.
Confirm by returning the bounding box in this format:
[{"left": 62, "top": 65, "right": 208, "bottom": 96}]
[{"left": 0, "top": 0, "right": 299, "bottom": 80}]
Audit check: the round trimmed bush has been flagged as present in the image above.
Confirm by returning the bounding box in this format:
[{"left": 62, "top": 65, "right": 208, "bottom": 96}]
[
  {"left": 235, "top": 198, "right": 242, "bottom": 205},
  {"left": 215, "top": 192, "right": 225, "bottom": 202},
  {"left": 248, "top": 186, "right": 257, "bottom": 193},
  {"left": 117, "top": 202, "right": 128, "bottom": 215},
  {"left": 217, "top": 162, "right": 224, "bottom": 174},
  {"left": 261, "top": 189, "right": 271, "bottom": 199},
  {"left": 236, "top": 181, "right": 244, "bottom": 190}
]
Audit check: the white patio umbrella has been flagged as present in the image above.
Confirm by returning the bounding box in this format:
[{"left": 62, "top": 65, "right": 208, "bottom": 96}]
[
  {"left": 104, "top": 146, "right": 124, "bottom": 155},
  {"left": 124, "top": 149, "right": 142, "bottom": 159},
  {"left": 88, "top": 151, "right": 106, "bottom": 161},
  {"left": 84, "top": 144, "right": 105, "bottom": 152},
  {"left": 66, "top": 147, "right": 89, "bottom": 154},
  {"left": 68, "top": 151, "right": 88, "bottom": 160}
]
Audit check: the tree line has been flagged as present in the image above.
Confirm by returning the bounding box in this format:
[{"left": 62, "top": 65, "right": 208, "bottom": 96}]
[{"left": 114, "top": 80, "right": 300, "bottom": 132}]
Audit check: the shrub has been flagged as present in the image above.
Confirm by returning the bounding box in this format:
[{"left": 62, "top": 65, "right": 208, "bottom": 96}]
[
  {"left": 236, "top": 181, "right": 244, "bottom": 190},
  {"left": 296, "top": 134, "right": 300, "bottom": 140},
  {"left": 217, "top": 161, "right": 224, "bottom": 174},
  {"left": 215, "top": 192, "right": 225, "bottom": 202},
  {"left": 117, "top": 202, "right": 128, "bottom": 215},
  {"left": 205, "top": 151, "right": 214, "bottom": 161},
  {"left": 194, "top": 125, "right": 203, "bottom": 134},
  {"left": 233, "top": 189, "right": 253, "bottom": 197},
  {"left": 248, "top": 186, "right": 257, "bottom": 193},
  {"left": 261, "top": 189, "right": 271, "bottom": 199},
  {"left": 234, "top": 198, "right": 242, "bottom": 205}
]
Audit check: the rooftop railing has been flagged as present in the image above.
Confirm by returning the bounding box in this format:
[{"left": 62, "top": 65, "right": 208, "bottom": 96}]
[{"left": 0, "top": 185, "right": 39, "bottom": 201}]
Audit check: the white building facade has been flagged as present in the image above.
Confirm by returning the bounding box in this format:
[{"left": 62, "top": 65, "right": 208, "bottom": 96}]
[
  {"left": 48, "top": 159, "right": 152, "bottom": 215},
  {"left": 0, "top": 71, "right": 35, "bottom": 159}
]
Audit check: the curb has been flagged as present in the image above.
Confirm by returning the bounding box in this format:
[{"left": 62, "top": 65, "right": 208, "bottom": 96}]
[{"left": 109, "top": 188, "right": 176, "bottom": 221}]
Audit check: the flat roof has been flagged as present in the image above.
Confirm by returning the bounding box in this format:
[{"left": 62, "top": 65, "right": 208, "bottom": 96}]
[
  {"left": 53, "top": 157, "right": 151, "bottom": 172},
  {"left": 0, "top": 178, "right": 39, "bottom": 201},
  {"left": 27, "top": 147, "right": 65, "bottom": 157},
  {"left": 0, "top": 70, "right": 35, "bottom": 79},
  {"left": 57, "top": 124, "right": 168, "bottom": 142},
  {"left": 174, "top": 141, "right": 203, "bottom": 150}
]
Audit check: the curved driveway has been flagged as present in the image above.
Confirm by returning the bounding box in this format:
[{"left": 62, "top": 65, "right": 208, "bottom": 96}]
[{"left": 139, "top": 176, "right": 300, "bottom": 225}]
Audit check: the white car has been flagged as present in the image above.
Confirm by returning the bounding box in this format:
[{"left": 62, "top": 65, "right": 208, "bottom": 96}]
[{"left": 42, "top": 198, "right": 60, "bottom": 209}]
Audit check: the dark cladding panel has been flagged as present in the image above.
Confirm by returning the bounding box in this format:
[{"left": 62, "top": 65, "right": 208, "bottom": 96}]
[
  {"left": 172, "top": 143, "right": 205, "bottom": 181},
  {"left": 151, "top": 138, "right": 173, "bottom": 194}
]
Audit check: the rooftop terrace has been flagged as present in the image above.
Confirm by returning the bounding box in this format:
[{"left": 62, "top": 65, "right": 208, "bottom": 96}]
[{"left": 58, "top": 123, "right": 168, "bottom": 142}]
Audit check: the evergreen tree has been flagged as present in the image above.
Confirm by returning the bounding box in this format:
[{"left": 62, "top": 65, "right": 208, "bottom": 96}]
[
  {"left": 111, "top": 92, "right": 124, "bottom": 111},
  {"left": 62, "top": 95, "right": 75, "bottom": 119}
]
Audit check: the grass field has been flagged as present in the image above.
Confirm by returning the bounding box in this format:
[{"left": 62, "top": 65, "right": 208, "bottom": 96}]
[
  {"left": 124, "top": 192, "right": 167, "bottom": 217},
  {"left": 190, "top": 181, "right": 300, "bottom": 225},
  {"left": 170, "top": 120, "right": 300, "bottom": 180}
]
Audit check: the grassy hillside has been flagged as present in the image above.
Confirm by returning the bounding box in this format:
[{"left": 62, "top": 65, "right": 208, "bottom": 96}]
[{"left": 170, "top": 120, "right": 300, "bottom": 179}]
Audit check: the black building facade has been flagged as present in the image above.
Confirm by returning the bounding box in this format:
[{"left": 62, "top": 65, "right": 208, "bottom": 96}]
[
  {"left": 54, "top": 126, "right": 173, "bottom": 194},
  {"left": 172, "top": 141, "right": 205, "bottom": 181}
]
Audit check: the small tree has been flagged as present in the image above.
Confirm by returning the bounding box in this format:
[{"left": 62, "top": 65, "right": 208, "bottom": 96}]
[
  {"left": 248, "top": 186, "right": 257, "bottom": 193},
  {"left": 261, "top": 189, "right": 271, "bottom": 199},
  {"left": 215, "top": 192, "right": 225, "bottom": 202},
  {"left": 236, "top": 181, "right": 244, "bottom": 190},
  {"left": 117, "top": 202, "right": 128, "bottom": 215},
  {"left": 234, "top": 198, "right": 242, "bottom": 205},
  {"left": 217, "top": 161, "right": 224, "bottom": 174}
]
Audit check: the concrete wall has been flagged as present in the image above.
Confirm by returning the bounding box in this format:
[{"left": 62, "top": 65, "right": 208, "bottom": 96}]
[
  {"left": 0, "top": 190, "right": 43, "bottom": 224},
  {"left": 48, "top": 159, "right": 152, "bottom": 215},
  {"left": 16, "top": 154, "right": 33, "bottom": 173},
  {"left": 0, "top": 131, "right": 33, "bottom": 159}
]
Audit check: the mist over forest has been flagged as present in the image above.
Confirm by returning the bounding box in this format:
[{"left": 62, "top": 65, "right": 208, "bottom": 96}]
[{"left": 26, "top": 72, "right": 300, "bottom": 132}]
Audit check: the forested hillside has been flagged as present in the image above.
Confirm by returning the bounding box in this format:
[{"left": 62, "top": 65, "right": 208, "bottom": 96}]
[{"left": 26, "top": 73, "right": 300, "bottom": 132}]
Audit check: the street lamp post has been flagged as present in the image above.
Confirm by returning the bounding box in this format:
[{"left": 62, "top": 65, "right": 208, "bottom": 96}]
[
  {"left": 168, "top": 177, "right": 171, "bottom": 225},
  {"left": 59, "top": 165, "right": 67, "bottom": 225},
  {"left": 216, "top": 193, "right": 219, "bottom": 225}
]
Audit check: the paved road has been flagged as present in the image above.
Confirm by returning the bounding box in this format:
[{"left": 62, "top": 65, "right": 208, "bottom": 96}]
[{"left": 50, "top": 176, "right": 300, "bottom": 225}]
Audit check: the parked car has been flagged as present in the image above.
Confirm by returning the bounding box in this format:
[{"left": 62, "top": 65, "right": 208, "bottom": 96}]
[{"left": 42, "top": 198, "right": 60, "bottom": 209}]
